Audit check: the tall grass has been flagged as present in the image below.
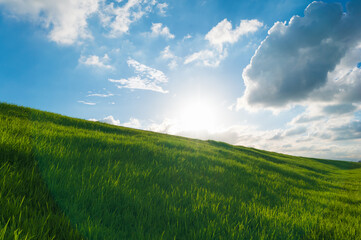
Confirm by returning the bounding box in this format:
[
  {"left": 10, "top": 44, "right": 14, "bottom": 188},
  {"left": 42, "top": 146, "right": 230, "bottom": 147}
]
[
  {"left": 0, "top": 104, "right": 84, "bottom": 240},
  {"left": 1, "top": 102, "right": 360, "bottom": 239}
]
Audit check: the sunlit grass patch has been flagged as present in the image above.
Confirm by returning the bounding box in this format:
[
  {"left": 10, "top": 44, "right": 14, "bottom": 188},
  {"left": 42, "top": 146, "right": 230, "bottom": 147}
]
[{"left": 1, "top": 102, "right": 361, "bottom": 239}]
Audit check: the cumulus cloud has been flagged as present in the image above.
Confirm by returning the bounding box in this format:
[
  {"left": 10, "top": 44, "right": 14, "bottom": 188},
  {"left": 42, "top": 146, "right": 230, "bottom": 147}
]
[
  {"left": 150, "top": 23, "right": 175, "bottom": 39},
  {"left": 235, "top": 0, "right": 361, "bottom": 158},
  {"left": 109, "top": 58, "right": 168, "bottom": 93},
  {"left": 122, "top": 117, "right": 141, "bottom": 128},
  {"left": 240, "top": 0, "right": 361, "bottom": 109},
  {"left": 79, "top": 54, "right": 113, "bottom": 69},
  {"left": 185, "top": 18, "right": 262, "bottom": 67},
  {"left": 100, "top": 115, "right": 120, "bottom": 125},
  {"left": 92, "top": 116, "right": 142, "bottom": 128},
  {"left": 205, "top": 19, "right": 263, "bottom": 50},
  {"left": 0, "top": 0, "right": 99, "bottom": 44},
  {"left": 146, "top": 118, "right": 175, "bottom": 133}
]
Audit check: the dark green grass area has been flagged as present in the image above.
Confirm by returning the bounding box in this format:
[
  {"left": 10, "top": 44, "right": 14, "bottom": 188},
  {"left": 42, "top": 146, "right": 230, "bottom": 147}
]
[{"left": 1, "top": 102, "right": 361, "bottom": 239}]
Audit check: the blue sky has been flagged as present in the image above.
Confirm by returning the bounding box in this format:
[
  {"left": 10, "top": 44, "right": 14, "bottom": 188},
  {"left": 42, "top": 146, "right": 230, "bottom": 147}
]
[{"left": 0, "top": 0, "right": 360, "bottom": 161}]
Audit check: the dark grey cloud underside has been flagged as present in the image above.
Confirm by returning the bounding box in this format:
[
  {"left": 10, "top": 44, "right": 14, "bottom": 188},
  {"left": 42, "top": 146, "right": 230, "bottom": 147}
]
[
  {"left": 323, "top": 103, "right": 357, "bottom": 115},
  {"left": 332, "top": 121, "right": 361, "bottom": 140},
  {"left": 242, "top": 0, "right": 361, "bottom": 107}
]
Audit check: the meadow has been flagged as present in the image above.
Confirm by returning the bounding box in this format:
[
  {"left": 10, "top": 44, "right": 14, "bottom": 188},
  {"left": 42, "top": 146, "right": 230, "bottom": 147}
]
[{"left": 0, "top": 102, "right": 360, "bottom": 239}]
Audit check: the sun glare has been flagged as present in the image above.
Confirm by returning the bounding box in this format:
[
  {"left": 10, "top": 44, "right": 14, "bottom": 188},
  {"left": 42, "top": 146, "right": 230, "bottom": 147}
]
[{"left": 178, "top": 100, "right": 218, "bottom": 132}]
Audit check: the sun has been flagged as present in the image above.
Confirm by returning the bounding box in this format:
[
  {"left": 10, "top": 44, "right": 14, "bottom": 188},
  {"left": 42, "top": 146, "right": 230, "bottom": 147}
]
[{"left": 178, "top": 100, "right": 218, "bottom": 132}]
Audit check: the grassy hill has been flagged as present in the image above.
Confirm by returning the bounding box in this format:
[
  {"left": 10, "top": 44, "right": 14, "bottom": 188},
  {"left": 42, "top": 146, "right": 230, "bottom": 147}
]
[{"left": 0, "top": 102, "right": 360, "bottom": 240}]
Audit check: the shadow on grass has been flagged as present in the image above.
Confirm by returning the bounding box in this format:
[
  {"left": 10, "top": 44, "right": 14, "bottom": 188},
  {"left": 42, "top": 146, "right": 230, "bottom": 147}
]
[
  {"left": 207, "top": 140, "right": 287, "bottom": 165},
  {"left": 311, "top": 158, "right": 361, "bottom": 170}
]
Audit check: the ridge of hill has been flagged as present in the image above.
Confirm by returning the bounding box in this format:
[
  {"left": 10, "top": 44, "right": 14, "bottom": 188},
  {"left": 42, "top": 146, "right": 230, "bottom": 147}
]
[{"left": 0, "top": 102, "right": 360, "bottom": 240}]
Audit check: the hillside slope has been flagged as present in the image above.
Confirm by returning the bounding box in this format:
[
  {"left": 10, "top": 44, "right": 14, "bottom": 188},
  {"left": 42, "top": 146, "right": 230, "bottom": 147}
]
[{"left": 0, "top": 102, "right": 360, "bottom": 240}]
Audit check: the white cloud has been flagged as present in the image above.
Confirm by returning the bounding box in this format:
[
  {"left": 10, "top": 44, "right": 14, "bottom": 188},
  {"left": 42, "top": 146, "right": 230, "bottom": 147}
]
[
  {"left": 234, "top": 1, "right": 361, "bottom": 157},
  {"left": 183, "top": 34, "right": 192, "bottom": 40},
  {"left": 150, "top": 23, "right": 175, "bottom": 39},
  {"left": 100, "top": 0, "right": 151, "bottom": 37},
  {"left": 122, "top": 117, "right": 141, "bottom": 128},
  {"left": 79, "top": 54, "right": 113, "bottom": 69},
  {"left": 168, "top": 59, "right": 178, "bottom": 69},
  {"left": 240, "top": 0, "right": 361, "bottom": 109},
  {"left": 160, "top": 46, "right": 174, "bottom": 59},
  {"left": 185, "top": 18, "right": 262, "bottom": 67},
  {"left": 156, "top": 2, "right": 168, "bottom": 15},
  {"left": 146, "top": 118, "right": 175, "bottom": 133},
  {"left": 184, "top": 49, "right": 227, "bottom": 67},
  {"left": 0, "top": 0, "right": 99, "bottom": 45},
  {"left": 88, "top": 106, "right": 361, "bottom": 160},
  {"left": 87, "top": 92, "right": 114, "bottom": 97},
  {"left": 0, "top": 0, "right": 164, "bottom": 44},
  {"left": 109, "top": 58, "right": 168, "bottom": 93},
  {"left": 91, "top": 116, "right": 142, "bottom": 128},
  {"left": 100, "top": 115, "right": 120, "bottom": 125},
  {"left": 78, "top": 100, "right": 96, "bottom": 105},
  {"left": 205, "top": 19, "right": 263, "bottom": 50},
  {"left": 160, "top": 46, "right": 178, "bottom": 69}
]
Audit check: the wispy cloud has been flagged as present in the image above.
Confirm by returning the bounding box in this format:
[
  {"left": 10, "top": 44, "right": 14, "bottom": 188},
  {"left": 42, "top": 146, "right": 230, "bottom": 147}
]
[
  {"left": 184, "top": 49, "right": 227, "bottom": 67},
  {"left": 87, "top": 93, "right": 114, "bottom": 97},
  {"left": 183, "top": 34, "right": 192, "bottom": 40},
  {"left": 109, "top": 58, "right": 168, "bottom": 93},
  {"left": 160, "top": 46, "right": 178, "bottom": 69},
  {"left": 78, "top": 100, "right": 96, "bottom": 105},
  {"left": 156, "top": 3, "right": 168, "bottom": 16},
  {"left": 100, "top": 0, "right": 158, "bottom": 38}
]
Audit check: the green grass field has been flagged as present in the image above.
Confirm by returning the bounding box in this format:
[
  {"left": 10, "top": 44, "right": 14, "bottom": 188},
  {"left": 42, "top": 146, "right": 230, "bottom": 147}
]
[{"left": 1, "top": 102, "right": 360, "bottom": 240}]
